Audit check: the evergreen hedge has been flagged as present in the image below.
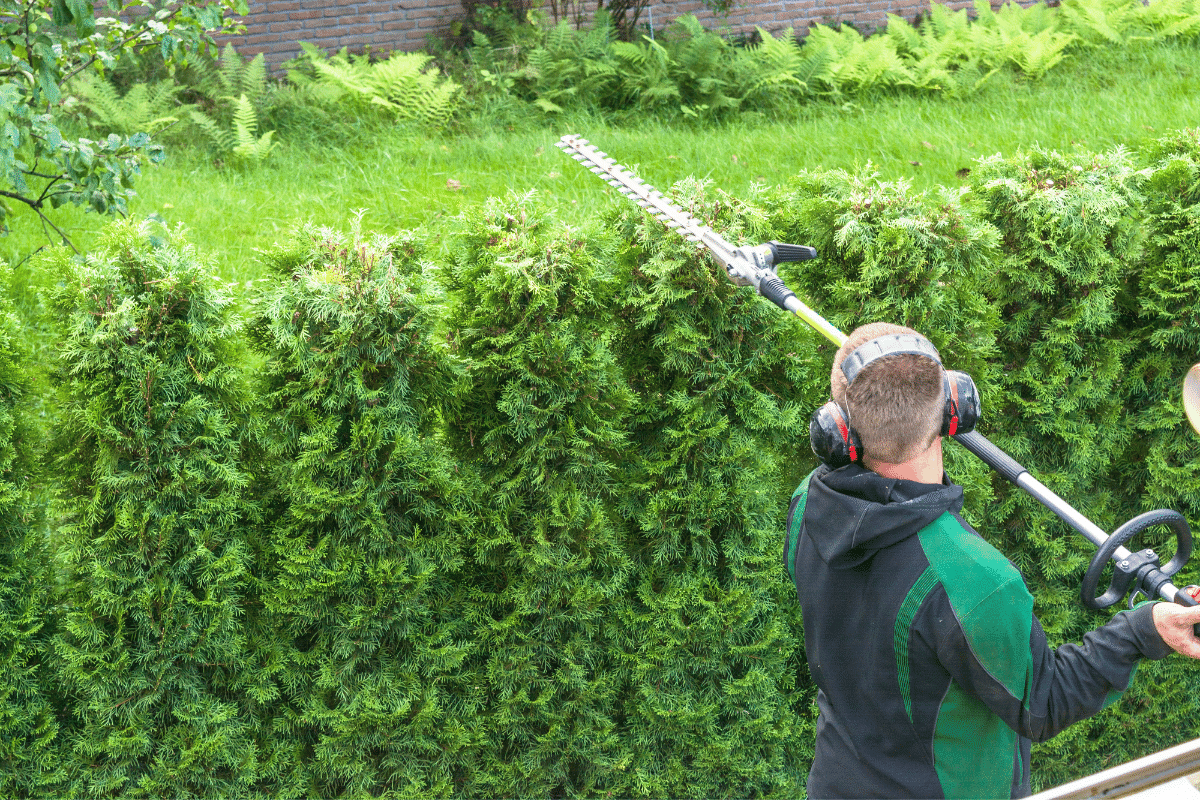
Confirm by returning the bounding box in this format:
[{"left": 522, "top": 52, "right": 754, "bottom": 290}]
[
  {"left": 5, "top": 131, "right": 1200, "bottom": 796},
  {"left": 45, "top": 221, "right": 257, "bottom": 796}
]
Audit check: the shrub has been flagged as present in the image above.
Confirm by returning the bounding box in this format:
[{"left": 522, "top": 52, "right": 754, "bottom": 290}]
[
  {"left": 0, "top": 264, "right": 59, "bottom": 795},
  {"left": 247, "top": 224, "right": 476, "bottom": 796},
  {"left": 440, "top": 193, "right": 637, "bottom": 795},
  {"left": 602, "top": 178, "right": 821, "bottom": 796},
  {"left": 44, "top": 219, "right": 258, "bottom": 796},
  {"left": 968, "top": 146, "right": 1145, "bottom": 614}
]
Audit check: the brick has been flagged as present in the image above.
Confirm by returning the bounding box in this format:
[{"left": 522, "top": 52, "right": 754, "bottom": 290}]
[
  {"left": 371, "top": 10, "right": 407, "bottom": 23},
  {"left": 331, "top": 23, "right": 380, "bottom": 36},
  {"left": 287, "top": 9, "right": 325, "bottom": 20},
  {"left": 267, "top": 20, "right": 310, "bottom": 33}
]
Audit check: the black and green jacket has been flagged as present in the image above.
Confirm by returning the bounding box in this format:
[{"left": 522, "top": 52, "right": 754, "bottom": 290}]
[{"left": 784, "top": 464, "right": 1172, "bottom": 799}]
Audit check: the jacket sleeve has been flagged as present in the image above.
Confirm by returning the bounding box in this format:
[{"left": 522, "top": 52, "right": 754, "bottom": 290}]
[{"left": 927, "top": 579, "right": 1173, "bottom": 743}]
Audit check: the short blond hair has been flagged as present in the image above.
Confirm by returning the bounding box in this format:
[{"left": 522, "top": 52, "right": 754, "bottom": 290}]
[{"left": 831, "top": 322, "right": 944, "bottom": 464}]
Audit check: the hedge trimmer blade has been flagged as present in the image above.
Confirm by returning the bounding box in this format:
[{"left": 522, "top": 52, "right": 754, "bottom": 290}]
[
  {"left": 554, "top": 134, "right": 734, "bottom": 260},
  {"left": 556, "top": 133, "right": 844, "bottom": 346}
]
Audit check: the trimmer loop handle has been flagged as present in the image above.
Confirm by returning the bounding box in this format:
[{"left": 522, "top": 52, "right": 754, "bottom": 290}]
[{"left": 1081, "top": 509, "right": 1192, "bottom": 611}]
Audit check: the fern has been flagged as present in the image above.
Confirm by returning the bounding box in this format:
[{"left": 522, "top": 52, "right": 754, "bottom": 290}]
[
  {"left": 522, "top": 16, "right": 617, "bottom": 114},
  {"left": 189, "top": 94, "right": 276, "bottom": 167},
  {"left": 187, "top": 107, "right": 233, "bottom": 154},
  {"left": 67, "top": 72, "right": 186, "bottom": 136},
  {"left": 193, "top": 43, "right": 271, "bottom": 112},
  {"left": 1059, "top": 0, "right": 1143, "bottom": 44},
  {"left": 299, "top": 48, "right": 460, "bottom": 128},
  {"left": 230, "top": 94, "right": 277, "bottom": 165},
  {"left": 611, "top": 38, "right": 680, "bottom": 111},
  {"left": 1140, "top": 0, "right": 1200, "bottom": 40}
]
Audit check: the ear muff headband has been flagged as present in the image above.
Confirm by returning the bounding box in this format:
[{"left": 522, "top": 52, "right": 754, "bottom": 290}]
[{"left": 839, "top": 333, "right": 943, "bottom": 385}]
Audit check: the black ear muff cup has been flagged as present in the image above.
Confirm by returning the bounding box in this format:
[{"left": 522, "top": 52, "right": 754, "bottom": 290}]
[
  {"left": 810, "top": 401, "right": 861, "bottom": 468},
  {"left": 942, "top": 370, "right": 980, "bottom": 437}
]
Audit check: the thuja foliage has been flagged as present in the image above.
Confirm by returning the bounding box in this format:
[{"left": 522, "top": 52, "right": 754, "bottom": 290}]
[
  {"left": 0, "top": 265, "right": 58, "bottom": 795},
  {"left": 440, "top": 193, "right": 637, "bottom": 796},
  {"left": 959, "top": 146, "right": 1200, "bottom": 785},
  {"left": 247, "top": 225, "right": 475, "bottom": 797},
  {"left": 1126, "top": 129, "right": 1200, "bottom": 516},
  {"left": 44, "top": 220, "right": 257, "bottom": 797},
  {"left": 969, "top": 147, "right": 1147, "bottom": 602},
  {"left": 1029, "top": 130, "right": 1200, "bottom": 787},
  {"left": 436, "top": 187, "right": 821, "bottom": 796},
  {"left": 604, "top": 179, "right": 820, "bottom": 796}
]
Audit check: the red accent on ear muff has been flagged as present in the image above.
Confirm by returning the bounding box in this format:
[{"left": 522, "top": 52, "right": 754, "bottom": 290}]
[
  {"left": 947, "top": 377, "right": 960, "bottom": 436},
  {"left": 832, "top": 407, "right": 857, "bottom": 461}
]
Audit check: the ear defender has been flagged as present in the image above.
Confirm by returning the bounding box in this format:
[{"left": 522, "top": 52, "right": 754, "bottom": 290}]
[
  {"left": 809, "top": 401, "right": 862, "bottom": 468},
  {"left": 941, "top": 369, "right": 980, "bottom": 437},
  {"left": 809, "top": 334, "right": 981, "bottom": 467}
]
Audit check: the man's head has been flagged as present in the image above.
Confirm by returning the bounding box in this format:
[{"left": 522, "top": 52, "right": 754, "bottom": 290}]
[{"left": 831, "top": 322, "right": 944, "bottom": 465}]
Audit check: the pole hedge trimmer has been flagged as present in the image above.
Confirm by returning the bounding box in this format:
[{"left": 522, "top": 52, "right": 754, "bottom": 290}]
[{"left": 556, "top": 133, "right": 1200, "bottom": 628}]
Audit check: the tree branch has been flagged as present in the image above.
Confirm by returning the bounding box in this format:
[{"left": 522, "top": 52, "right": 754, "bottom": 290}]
[
  {"left": 0, "top": 188, "right": 78, "bottom": 252},
  {"left": 38, "top": 208, "right": 77, "bottom": 253},
  {"left": 59, "top": 8, "right": 186, "bottom": 88}
]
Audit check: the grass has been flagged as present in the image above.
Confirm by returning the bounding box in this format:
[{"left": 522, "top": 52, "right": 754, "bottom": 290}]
[{"left": 3, "top": 40, "right": 1198, "bottom": 287}]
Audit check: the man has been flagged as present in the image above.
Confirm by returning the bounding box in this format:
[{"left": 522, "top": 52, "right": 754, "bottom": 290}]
[{"left": 784, "top": 321, "right": 1200, "bottom": 799}]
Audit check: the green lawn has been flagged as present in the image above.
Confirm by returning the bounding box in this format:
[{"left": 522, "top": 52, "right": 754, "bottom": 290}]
[{"left": 4, "top": 40, "right": 1198, "bottom": 285}]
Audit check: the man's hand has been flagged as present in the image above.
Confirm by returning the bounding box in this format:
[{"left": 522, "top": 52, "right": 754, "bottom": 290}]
[{"left": 1152, "top": 602, "right": 1200, "bottom": 659}]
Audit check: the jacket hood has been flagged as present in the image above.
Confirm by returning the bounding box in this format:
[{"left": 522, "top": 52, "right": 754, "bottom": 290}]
[{"left": 803, "top": 463, "right": 964, "bottom": 569}]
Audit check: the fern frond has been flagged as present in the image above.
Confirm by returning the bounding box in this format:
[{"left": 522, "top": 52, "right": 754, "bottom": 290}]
[
  {"left": 226, "top": 94, "right": 277, "bottom": 165},
  {"left": 1060, "top": 0, "right": 1139, "bottom": 44},
  {"left": 68, "top": 72, "right": 185, "bottom": 136},
  {"left": 368, "top": 52, "right": 460, "bottom": 125},
  {"left": 188, "top": 107, "right": 234, "bottom": 153},
  {"left": 218, "top": 43, "right": 242, "bottom": 97},
  {"left": 240, "top": 54, "right": 269, "bottom": 106}
]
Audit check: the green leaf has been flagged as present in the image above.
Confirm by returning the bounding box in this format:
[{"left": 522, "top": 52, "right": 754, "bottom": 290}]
[
  {"left": 43, "top": 123, "right": 62, "bottom": 151},
  {"left": 3, "top": 121, "right": 18, "bottom": 149},
  {"left": 37, "top": 62, "right": 60, "bottom": 105}
]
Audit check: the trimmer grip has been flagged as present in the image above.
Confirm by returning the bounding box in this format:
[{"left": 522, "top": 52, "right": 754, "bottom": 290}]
[
  {"left": 769, "top": 241, "right": 818, "bottom": 263},
  {"left": 759, "top": 275, "right": 797, "bottom": 312}
]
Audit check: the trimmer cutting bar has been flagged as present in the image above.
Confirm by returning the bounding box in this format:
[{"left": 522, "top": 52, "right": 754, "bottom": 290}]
[
  {"left": 557, "top": 134, "right": 843, "bottom": 346},
  {"left": 559, "top": 135, "right": 727, "bottom": 252}
]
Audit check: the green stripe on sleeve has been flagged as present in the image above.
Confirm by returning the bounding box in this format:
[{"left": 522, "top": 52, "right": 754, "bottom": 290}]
[
  {"left": 784, "top": 470, "right": 817, "bottom": 584},
  {"left": 895, "top": 566, "right": 939, "bottom": 723}
]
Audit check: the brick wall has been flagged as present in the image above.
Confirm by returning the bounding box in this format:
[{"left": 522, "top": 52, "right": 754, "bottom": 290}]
[{"left": 219, "top": 0, "right": 971, "bottom": 72}]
